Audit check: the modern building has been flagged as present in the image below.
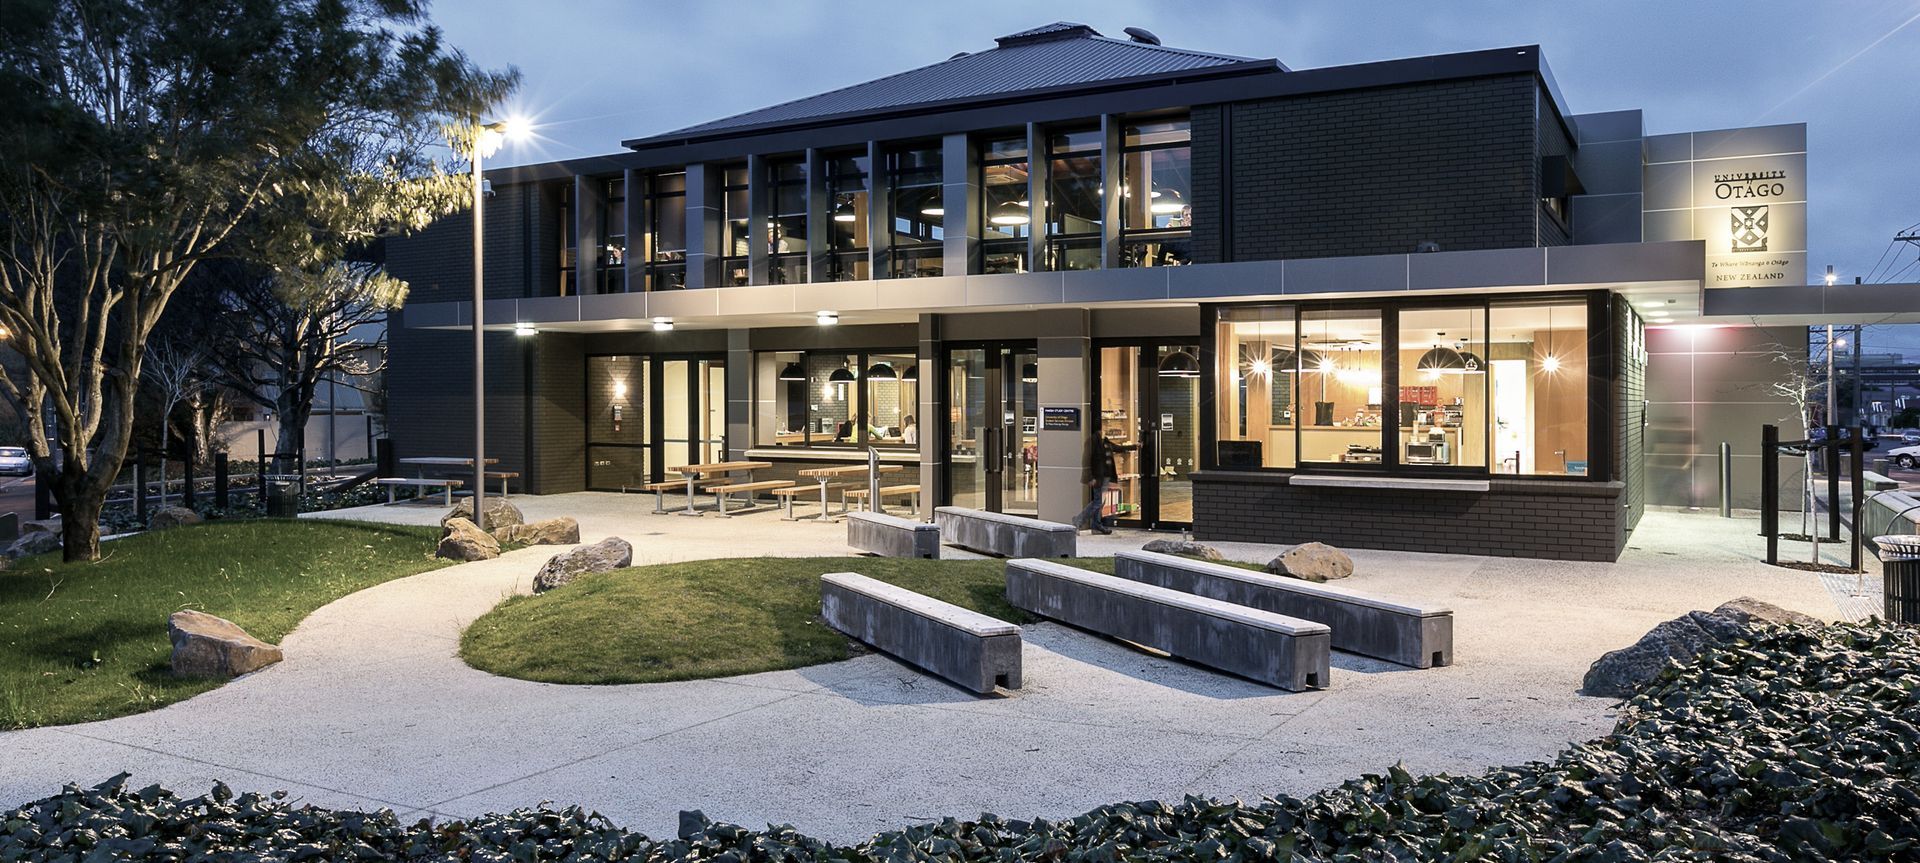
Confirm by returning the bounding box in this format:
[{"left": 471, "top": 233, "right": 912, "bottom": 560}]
[{"left": 385, "top": 22, "right": 1910, "bottom": 560}]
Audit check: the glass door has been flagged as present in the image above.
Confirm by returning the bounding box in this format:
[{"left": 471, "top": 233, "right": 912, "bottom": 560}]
[
  {"left": 1095, "top": 343, "right": 1199, "bottom": 528},
  {"left": 656, "top": 356, "right": 726, "bottom": 477},
  {"left": 1152, "top": 344, "right": 1200, "bottom": 526},
  {"left": 943, "top": 344, "right": 1038, "bottom": 514}
]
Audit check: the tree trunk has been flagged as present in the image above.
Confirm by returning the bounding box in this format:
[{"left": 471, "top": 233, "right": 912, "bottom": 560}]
[
  {"left": 55, "top": 477, "right": 105, "bottom": 563},
  {"left": 275, "top": 389, "right": 311, "bottom": 473}
]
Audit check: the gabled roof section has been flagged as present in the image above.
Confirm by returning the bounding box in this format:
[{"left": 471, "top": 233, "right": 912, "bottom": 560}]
[{"left": 625, "top": 22, "right": 1279, "bottom": 149}]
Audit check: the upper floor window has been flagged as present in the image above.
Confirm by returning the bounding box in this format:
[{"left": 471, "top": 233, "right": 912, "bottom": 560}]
[
  {"left": 979, "top": 136, "right": 1029, "bottom": 274},
  {"left": 598, "top": 177, "right": 627, "bottom": 294},
  {"left": 1046, "top": 129, "right": 1102, "bottom": 271},
  {"left": 645, "top": 170, "right": 687, "bottom": 291},
  {"left": 825, "top": 153, "right": 870, "bottom": 281},
  {"left": 886, "top": 145, "right": 942, "bottom": 278},
  {"left": 1121, "top": 118, "right": 1192, "bottom": 268},
  {"left": 768, "top": 158, "right": 807, "bottom": 284},
  {"left": 720, "top": 164, "right": 750, "bottom": 286},
  {"left": 557, "top": 184, "right": 578, "bottom": 296}
]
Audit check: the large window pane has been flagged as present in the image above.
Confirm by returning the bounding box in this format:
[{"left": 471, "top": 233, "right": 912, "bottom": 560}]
[
  {"left": 862, "top": 352, "right": 919, "bottom": 447},
  {"left": 720, "top": 164, "right": 750, "bottom": 286},
  {"left": 980, "top": 135, "right": 1030, "bottom": 274},
  {"left": 825, "top": 154, "right": 869, "bottom": 280},
  {"left": 769, "top": 158, "right": 807, "bottom": 283},
  {"left": 1299, "top": 308, "right": 1384, "bottom": 464},
  {"left": 1213, "top": 305, "right": 1297, "bottom": 469},
  {"left": 753, "top": 351, "right": 858, "bottom": 447},
  {"left": 1397, "top": 307, "right": 1489, "bottom": 468},
  {"left": 1047, "top": 129, "right": 1102, "bottom": 239},
  {"left": 647, "top": 170, "right": 686, "bottom": 291},
  {"left": 1490, "top": 301, "right": 1589, "bottom": 475},
  {"left": 887, "top": 146, "right": 942, "bottom": 278}
]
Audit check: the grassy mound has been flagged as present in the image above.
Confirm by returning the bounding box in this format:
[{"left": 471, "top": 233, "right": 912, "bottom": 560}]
[
  {"left": 0, "top": 520, "right": 448, "bottom": 729},
  {"left": 8, "top": 620, "right": 1918, "bottom": 860}
]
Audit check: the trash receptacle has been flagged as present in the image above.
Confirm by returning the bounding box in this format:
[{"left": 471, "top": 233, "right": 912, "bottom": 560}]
[
  {"left": 1872, "top": 535, "right": 1920, "bottom": 623},
  {"left": 265, "top": 479, "right": 299, "bottom": 519}
]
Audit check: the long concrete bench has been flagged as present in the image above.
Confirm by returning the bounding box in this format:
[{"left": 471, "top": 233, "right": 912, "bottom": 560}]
[
  {"left": 1113, "top": 550, "right": 1454, "bottom": 668},
  {"left": 820, "top": 571, "right": 1022, "bottom": 694},
  {"left": 935, "top": 506, "right": 1075, "bottom": 558},
  {"left": 1005, "top": 558, "right": 1330, "bottom": 691},
  {"left": 847, "top": 511, "right": 940, "bottom": 559}
]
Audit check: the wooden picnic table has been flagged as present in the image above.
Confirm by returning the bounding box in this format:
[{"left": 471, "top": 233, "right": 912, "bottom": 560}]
[
  {"left": 668, "top": 461, "right": 772, "bottom": 515},
  {"left": 398, "top": 456, "right": 500, "bottom": 475},
  {"left": 796, "top": 463, "right": 903, "bottom": 522}
]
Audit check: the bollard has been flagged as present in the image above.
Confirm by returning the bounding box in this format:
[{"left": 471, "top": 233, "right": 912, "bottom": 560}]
[
  {"left": 1718, "top": 441, "right": 1732, "bottom": 518},
  {"left": 214, "top": 453, "right": 229, "bottom": 509},
  {"left": 867, "top": 446, "right": 881, "bottom": 516},
  {"left": 134, "top": 454, "right": 148, "bottom": 525},
  {"left": 181, "top": 449, "right": 195, "bottom": 509}
]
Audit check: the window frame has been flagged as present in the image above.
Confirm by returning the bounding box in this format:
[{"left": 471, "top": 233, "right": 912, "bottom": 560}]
[
  {"left": 767, "top": 157, "right": 807, "bottom": 284},
  {"left": 885, "top": 143, "right": 943, "bottom": 279},
  {"left": 718, "top": 163, "right": 751, "bottom": 286},
  {"left": 823, "top": 152, "right": 870, "bottom": 282},
  {"left": 598, "top": 177, "right": 627, "bottom": 294},
  {"left": 755, "top": 348, "right": 919, "bottom": 451},
  {"left": 977, "top": 134, "right": 1031, "bottom": 274},
  {"left": 1044, "top": 127, "right": 1103, "bottom": 271},
  {"left": 643, "top": 170, "right": 687, "bottom": 291},
  {"left": 1119, "top": 116, "right": 1192, "bottom": 268}
]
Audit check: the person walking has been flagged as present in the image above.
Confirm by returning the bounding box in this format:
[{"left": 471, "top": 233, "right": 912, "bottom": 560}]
[{"left": 1075, "top": 436, "right": 1137, "bottom": 534}]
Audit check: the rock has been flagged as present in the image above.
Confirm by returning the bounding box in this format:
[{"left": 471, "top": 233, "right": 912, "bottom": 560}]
[
  {"left": 168, "top": 610, "right": 283, "bottom": 678},
  {"left": 21, "top": 517, "right": 60, "bottom": 536},
  {"left": 4, "top": 531, "right": 60, "bottom": 559},
  {"left": 494, "top": 517, "right": 580, "bottom": 546},
  {"left": 1582, "top": 597, "right": 1819, "bottom": 698},
  {"left": 148, "top": 506, "right": 203, "bottom": 530},
  {"left": 436, "top": 517, "right": 501, "bottom": 562},
  {"left": 1265, "top": 542, "right": 1353, "bottom": 582},
  {"left": 1141, "top": 539, "right": 1224, "bottom": 561},
  {"left": 441, "top": 497, "right": 524, "bottom": 530},
  {"left": 532, "top": 536, "right": 632, "bottom": 593}
]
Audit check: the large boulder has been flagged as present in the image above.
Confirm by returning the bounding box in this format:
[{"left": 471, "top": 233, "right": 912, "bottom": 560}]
[
  {"left": 1141, "top": 538, "right": 1224, "bottom": 561},
  {"left": 4, "top": 531, "right": 60, "bottom": 560},
  {"left": 441, "top": 497, "right": 524, "bottom": 530},
  {"left": 494, "top": 517, "right": 580, "bottom": 546},
  {"left": 1582, "top": 597, "right": 1820, "bottom": 698},
  {"left": 168, "top": 610, "right": 283, "bottom": 678},
  {"left": 148, "top": 506, "right": 203, "bottom": 530},
  {"left": 21, "top": 517, "right": 60, "bottom": 536},
  {"left": 1265, "top": 542, "right": 1353, "bottom": 582},
  {"left": 437, "top": 517, "right": 501, "bottom": 562},
  {"left": 532, "top": 537, "right": 632, "bottom": 593}
]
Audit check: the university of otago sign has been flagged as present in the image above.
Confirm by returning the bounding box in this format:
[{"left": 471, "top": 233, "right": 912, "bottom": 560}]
[{"left": 1694, "top": 152, "right": 1805, "bottom": 288}]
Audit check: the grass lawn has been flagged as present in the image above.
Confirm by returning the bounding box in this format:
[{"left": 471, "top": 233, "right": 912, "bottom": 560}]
[
  {"left": 0, "top": 520, "right": 449, "bottom": 729},
  {"left": 461, "top": 556, "right": 1126, "bottom": 685}
]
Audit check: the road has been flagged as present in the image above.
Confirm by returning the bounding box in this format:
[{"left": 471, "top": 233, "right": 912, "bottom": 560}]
[{"left": 0, "top": 475, "right": 32, "bottom": 523}]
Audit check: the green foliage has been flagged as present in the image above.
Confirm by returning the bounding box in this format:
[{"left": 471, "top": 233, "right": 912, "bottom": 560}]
[{"left": 6, "top": 620, "right": 1919, "bottom": 860}]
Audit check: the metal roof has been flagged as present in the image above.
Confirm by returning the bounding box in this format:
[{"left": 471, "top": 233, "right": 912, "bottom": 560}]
[{"left": 627, "top": 22, "right": 1278, "bottom": 148}]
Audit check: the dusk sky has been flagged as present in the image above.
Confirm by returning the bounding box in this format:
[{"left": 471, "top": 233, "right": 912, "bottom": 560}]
[{"left": 434, "top": 0, "right": 1920, "bottom": 288}]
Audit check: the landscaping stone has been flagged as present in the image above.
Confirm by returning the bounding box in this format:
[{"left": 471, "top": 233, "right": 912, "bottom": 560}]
[
  {"left": 21, "top": 517, "right": 60, "bottom": 536},
  {"left": 4, "top": 531, "right": 60, "bottom": 559},
  {"left": 1581, "top": 597, "right": 1818, "bottom": 698},
  {"left": 441, "top": 497, "right": 524, "bottom": 530},
  {"left": 437, "top": 517, "right": 501, "bottom": 562},
  {"left": 1140, "top": 538, "right": 1223, "bottom": 561},
  {"left": 148, "top": 506, "right": 203, "bottom": 530},
  {"left": 168, "top": 610, "right": 283, "bottom": 678},
  {"left": 1265, "top": 542, "right": 1353, "bottom": 582},
  {"left": 494, "top": 517, "right": 579, "bottom": 546},
  {"left": 532, "top": 536, "right": 632, "bottom": 593}
]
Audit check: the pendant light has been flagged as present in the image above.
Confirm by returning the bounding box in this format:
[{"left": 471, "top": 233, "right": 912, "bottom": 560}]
[
  {"left": 864, "top": 360, "right": 897, "bottom": 380},
  {"left": 828, "top": 365, "right": 857, "bottom": 383},
  {"left": 1416, "top": 345, "right": 1467, "bottom": 373},
  {"left": 778, "top": 361, "right": 806, "bottom": 382},
  {"left": 833, "top": 197, "right": 856, "bottom": 223},
  {"left": 901, "top": 365, "right": 918, "bottom": 381},
  {"left": 1459, "top": 350, "right": 1485, "bottom": 373},
  {"left": 1157, "top": 349, "right": 1200, "bottom": 378},
  {"left": 1149, "top": 187, "right": 1185, "bottom": 215},
  {"left": 1283, "top": 348, "right": 1324, "bottom": 374},
  {"left": 989, "top": 200, "right": 1027, "bottom": 226}
]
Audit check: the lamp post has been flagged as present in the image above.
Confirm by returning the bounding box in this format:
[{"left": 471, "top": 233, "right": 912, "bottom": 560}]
[{"left": 469, "top": 117, "right": 527, "bottom": 531}]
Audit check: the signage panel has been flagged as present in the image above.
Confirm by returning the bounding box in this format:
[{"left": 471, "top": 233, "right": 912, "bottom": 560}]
[{"left": 1041, "top": 406, "right": 1081, "bottom": 431}]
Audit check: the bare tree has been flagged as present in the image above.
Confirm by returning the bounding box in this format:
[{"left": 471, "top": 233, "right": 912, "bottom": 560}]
[{"left": 142, "top": 339, "right": 210, "bottom": 460}]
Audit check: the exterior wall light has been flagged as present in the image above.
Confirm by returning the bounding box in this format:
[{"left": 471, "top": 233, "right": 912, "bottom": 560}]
[
  {"left": 513, "top": 323, "right": 537, "bottom": 337},
  {"left": 651, "top": 317, "right": 674, "bottom": 332},
  {"left": 816, "top": 310, "right": 839, "bottom": 326}
]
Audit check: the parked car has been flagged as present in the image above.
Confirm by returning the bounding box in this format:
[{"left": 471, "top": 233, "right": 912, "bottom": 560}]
[
  {"left": 1902, "top": 430, "right": 1920, "bottom": 445},
  {"left": 1889, "top": 444, "right": 1920, "bottom": 470},
  {"left": 0, "top": 446, "right": 30, "bottom": 476}
]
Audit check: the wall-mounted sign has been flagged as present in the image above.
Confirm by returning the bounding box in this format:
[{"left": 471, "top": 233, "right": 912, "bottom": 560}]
[
  {"left": 1160, "top": 413, "right": 1175, "bottom": 431},
  {"left": 1645, "top": 125, "right": 1807, "bottom": 288},
  {"left": 1041, "top": 407, "right": 1081, "bottom": 431}
]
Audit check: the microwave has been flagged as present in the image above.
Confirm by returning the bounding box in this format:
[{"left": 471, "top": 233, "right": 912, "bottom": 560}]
[{"left": 1405, "top": 441, "right": 1450, "bottom": 464}]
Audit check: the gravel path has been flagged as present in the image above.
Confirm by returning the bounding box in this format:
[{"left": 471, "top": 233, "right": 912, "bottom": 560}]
[{"left": 0, "top": 495, "right": 1839, "bottom": 842}]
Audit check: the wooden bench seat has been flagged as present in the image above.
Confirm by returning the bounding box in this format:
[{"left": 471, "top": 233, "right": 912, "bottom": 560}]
[
  {"left": 639, "top": 478, "right": 727, "bottom": 513},
  {"left": 374, "top": 477, "right": 463, "bottom": 506},
  {"left": 821, "top": 572, "right": 1021, "bottom": 693},
  {"left": 483, "top": 471, "right": 520, "bottom": 497},
  {"left": 842, "top": 484, "right": 921, "bottom": 515},
  {"left": 709, "top": 479, "right": 795, "bottom": 515}
]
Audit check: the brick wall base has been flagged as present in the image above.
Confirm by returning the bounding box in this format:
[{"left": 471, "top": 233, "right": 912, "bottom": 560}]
[{"left": 1191, "top": 472, "right": 1628, "bottom": 562}]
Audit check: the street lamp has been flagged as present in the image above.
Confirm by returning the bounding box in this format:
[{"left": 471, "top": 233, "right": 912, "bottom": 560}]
[{"left": 470, "top": 116, "right": 529, "bottom": 531}]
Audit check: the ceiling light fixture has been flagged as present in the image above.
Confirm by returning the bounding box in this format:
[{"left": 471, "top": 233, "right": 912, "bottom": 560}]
[
  {"left": 651, "top": 317, "right": 673, "bottom": 332},
  {"left": 1157, "top": 350, "right": 1200, "bottom": 378},
  {"left": 816, "top": 310, "right": 839, "bottom": 326},
  {"left": 513, "top": 323, "right": 537, "bottom": 337}
]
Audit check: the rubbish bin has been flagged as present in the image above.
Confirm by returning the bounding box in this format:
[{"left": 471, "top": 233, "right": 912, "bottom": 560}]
[
  {"left": 1872, "top": 535, "right": 1920, "bottom": 623},
  {"left": 265, "top": 479, "right": 299, "bottom": 519}
]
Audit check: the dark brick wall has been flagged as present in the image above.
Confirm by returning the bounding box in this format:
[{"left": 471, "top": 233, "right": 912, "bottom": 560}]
[
  {"left": 385, "top": 181, "right": 559, "bottom": 304},
  {"left": 384, "top": 308, "right": 528, "bottom": 482},
  {"left": 1614, "top": 296, "right": 1647, "bottom": 534},
  {"left": 1192, "top": 473, "right": 1626, "bottom": 561},
  {"left": 1192, "top": 74, "right": 1543, "bottom": 263},
  {"left": 529, "top": 333, "right": 587, "bottom": 493}
]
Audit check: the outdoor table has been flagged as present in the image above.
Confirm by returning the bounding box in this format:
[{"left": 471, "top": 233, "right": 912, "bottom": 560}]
[
  {"left": 797, "top": 463, "right": 903, "bottom": 522},
  {"left": 669, "top": 461, "right": 773, "bottom": 515}
]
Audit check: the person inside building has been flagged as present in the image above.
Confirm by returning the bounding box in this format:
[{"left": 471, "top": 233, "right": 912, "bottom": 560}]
[
  {"left": 1075, "top": 436, "right": 1139, "bottom": 534},
  {"left": 900, "top": 414, "right": 918, "bottom": 446}
]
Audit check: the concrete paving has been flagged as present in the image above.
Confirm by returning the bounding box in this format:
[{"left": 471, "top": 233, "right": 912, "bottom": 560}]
[{"left": 0, "top": 493, "right": 1843, "bottom": 842}]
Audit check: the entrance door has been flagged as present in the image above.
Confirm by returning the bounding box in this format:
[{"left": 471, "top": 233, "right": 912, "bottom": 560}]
[
  {"left": 944, "top": 344, "right": 1038, "bottom": 514},
  {"left": 658, "top": 357, "right": 727, "bottom": 476},
  {"left": 1095, "top": 344, "right": 1200, "bottom": 528}
]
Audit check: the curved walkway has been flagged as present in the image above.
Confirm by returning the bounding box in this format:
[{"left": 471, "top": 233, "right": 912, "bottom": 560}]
[{"left": 0, "top": 494, "right": 1838, "bottom": 842}]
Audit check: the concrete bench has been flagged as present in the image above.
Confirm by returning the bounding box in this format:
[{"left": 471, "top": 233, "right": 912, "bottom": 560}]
[
  {"left": 847, "top": 511, "right": 940, "bottom": 559},
  {"left": 843, "top": 484, "right": 921, "bottom": 515},
  {"left": 1113, "top": 550, "right": 1454, "bottom": 668},
  {"left": 709, "top": 479, "right": 794, "bottom": 515},
  {"left": 1006, "top": 558, "right": 1330, "bottom": 691},
  {"left": 374, "top": 477, "right": 463, "bottom": 505},
  {"left": 935, "top": 506, "right": 1075, "bottom": 558},
  {"left": 820, "top": 571, "right": 1021, "bottom": 694}
]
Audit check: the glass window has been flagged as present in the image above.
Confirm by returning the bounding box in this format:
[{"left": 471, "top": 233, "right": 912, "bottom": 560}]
[
  {"left": 646, "top": 171, "right": 686, "bottom": 291},
  {"left": 1299, "top": 307, "right": 1385, "bottom": 465},
  {"left": 768, "top": 158, "right": 807, "bottom": 284},
  {"left": 979, "top": 135, "right": 1030, "bottom": 274},
  {"left": 557, "top": 184, "right": 577, "bottom": 296},
  {"left": 1397, "top": 307, "right": 1489, "bottom": 468},
  {"left": 754, "top": 350, "right": 916, "bottom": 448},
  {"left": 720, "top": 164, "right": 750, "bottom": 286},
  {"left": 598, "top": 178, "right": 626, "bottom": 294},
  {"left": 1213, "top": 306, "right": 1298, "bottom": 469},
  {"left": 1490, "top": 300, "right": 1589, "bottom": 475},
  {"left": 1121, "top": 117, "right": 1191, "bottom": 268},
  {"left": 825, "top": 154, "right": 869, "bottom": 281},
  {"left": 862, "top": 352, "right": 919, "bottom": 447},
  {"left": 886, "top": 146, "right": 942, "bottom": 278},
  {"left": 1046, "top": 129, "right": 1102, "bottom": 270}
]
